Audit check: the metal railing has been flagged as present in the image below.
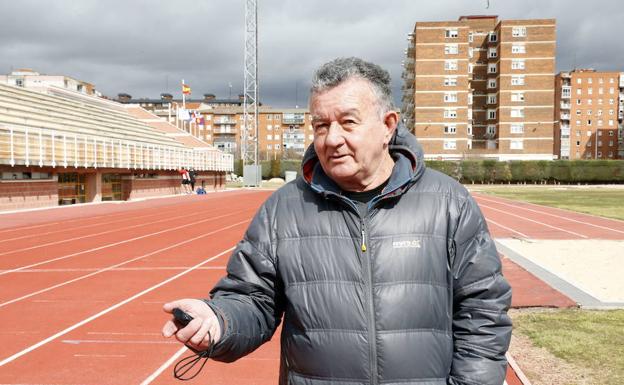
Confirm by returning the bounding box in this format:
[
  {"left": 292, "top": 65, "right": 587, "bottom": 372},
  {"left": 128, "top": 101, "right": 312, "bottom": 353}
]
[{"left": 0, "top": 125, "right": 233, "bottom": 172}]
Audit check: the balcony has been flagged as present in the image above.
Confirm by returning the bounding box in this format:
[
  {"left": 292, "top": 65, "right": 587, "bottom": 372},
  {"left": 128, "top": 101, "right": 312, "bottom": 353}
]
[
  {"left": 213, "top": 127, "right": 236, "bottom": 135},
  {"left": 214, "top": 118, "right": 237, "bottom": 125},
  {"left": 560, "top": 112, "right": 571, "bottom": 120},
  {"left": 282, "top": 114, "right": 305, "bottom": 125},
  {"left": 561, "top": 101, "right": 571, "bottom": 109},
  {"left": 561, "top": 86, "right": 571, "bottom": 98},
  {"left": 561, "top": 127, "right": 570, "bottom": 137}
]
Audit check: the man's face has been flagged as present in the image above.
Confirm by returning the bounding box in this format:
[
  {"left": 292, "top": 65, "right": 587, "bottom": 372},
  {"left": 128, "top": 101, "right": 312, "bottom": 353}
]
[{"left": 310, "top": 78, "right": 396, "bottom": 190}]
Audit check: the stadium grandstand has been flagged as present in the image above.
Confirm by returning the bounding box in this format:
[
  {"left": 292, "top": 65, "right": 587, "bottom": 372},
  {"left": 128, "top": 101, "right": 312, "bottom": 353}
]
[{"left": 0, "top": 83, "right": 233, "bottom": 212}]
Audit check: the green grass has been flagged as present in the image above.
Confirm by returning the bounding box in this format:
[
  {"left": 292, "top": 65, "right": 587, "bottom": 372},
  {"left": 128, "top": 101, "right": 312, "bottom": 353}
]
[
  {"left": 513, "top": 309, "right": 624, "bottom": 385},
  {"left": 472, "top": 186, "right": 624, "bottom": 220}
]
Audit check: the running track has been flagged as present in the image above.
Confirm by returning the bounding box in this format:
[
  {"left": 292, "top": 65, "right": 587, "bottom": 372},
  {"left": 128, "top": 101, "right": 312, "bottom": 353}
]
[{"left": 0, "top": 189, "right": 622, "bottom": 384}]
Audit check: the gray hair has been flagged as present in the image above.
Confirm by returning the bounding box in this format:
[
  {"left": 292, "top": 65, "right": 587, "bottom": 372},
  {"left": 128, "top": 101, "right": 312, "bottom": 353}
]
[{"left": 310, "top": 57, "right": 395, "bottom": 115}]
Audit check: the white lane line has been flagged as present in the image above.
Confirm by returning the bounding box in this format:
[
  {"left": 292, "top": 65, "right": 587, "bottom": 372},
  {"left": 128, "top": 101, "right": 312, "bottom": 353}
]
[
  {"left": 74, "top": 354, "right": 127, "bottom": 358},
  {"left": 485, "top": 218, "right": 530, "bottom": 239},
  {"left": 140, "top": 346, "right": 188, "bottom": 385},
  {"left": 479, "top": 203, "right": 589, "bottom": 239},
  {"left": 0, "top": 205, "right": 212, "bottom": 257},
  {"left": 0, "top": 209, "right": 247, "bottom": 276},
  {"left": 3, "top": 266, "right": 227, "bottom": 273},
  {"left": 63, "top": 339, "right": 177, "bottom": 345},
  {"left": 87, "top": 332, "right": 161, "bottom": 336},
  {"left": 0, "top": 208, "right": 181, "bottom": 244},
  {"left": 476, "top": 195, "right": 624, "bottom": 235},
  {"left": 0, "top": 246, "right": 235, "bottom": 367},
  {"left": 0, "top": 220, "right": 248, "bottom": 308}
]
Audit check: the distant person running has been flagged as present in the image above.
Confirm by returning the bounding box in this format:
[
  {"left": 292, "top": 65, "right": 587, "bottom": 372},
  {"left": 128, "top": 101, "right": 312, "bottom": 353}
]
[{"left": 179, "top": 168, "right": 192, "bottom": 193}]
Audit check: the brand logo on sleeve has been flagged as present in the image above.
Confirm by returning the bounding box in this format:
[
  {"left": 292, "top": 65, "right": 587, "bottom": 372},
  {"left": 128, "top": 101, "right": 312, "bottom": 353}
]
[{"left": 392, "top": 240, "right": 421, "bottom": 249}]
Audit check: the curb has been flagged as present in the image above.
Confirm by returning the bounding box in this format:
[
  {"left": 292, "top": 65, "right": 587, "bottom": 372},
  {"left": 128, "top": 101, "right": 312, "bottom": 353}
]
[{"left": 506, "top": 353, "right": 533, "bottom": 385}]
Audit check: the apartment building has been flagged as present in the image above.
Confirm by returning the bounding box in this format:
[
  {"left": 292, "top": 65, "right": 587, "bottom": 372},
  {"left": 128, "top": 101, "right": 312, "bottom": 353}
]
[
  {"left": 555, "top": 69, "right": 624, "bottom": 159},
  {"left": 0, "top": 69, "right": 97, "bottom": 96},
  {"left": 196, "top": 106, "right": 313, "bottom": 161},
  {"left": 402, "top": 15, "right": 556, "bottom": 160}
]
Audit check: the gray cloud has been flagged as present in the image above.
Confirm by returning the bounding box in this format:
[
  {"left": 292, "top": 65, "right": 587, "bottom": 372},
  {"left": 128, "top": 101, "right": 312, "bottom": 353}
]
[{"left": 1, "top": 0, "right": 622, "bottom": 107}]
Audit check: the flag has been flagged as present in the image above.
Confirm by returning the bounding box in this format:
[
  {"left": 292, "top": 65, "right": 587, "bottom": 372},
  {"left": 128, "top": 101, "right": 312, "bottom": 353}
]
[{"left": 182, "top": 83, "right": 191, "bottom": 95}]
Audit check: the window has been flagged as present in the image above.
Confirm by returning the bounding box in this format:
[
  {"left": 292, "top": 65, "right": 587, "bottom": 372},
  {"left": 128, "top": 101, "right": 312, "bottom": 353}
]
[
  {"left": 275, "top": 134, "right": 280, "bottom": 140},
  {"left": 511, "top": 108, "right": 524, "bottom": 118},
  {"left": 488, "top": 110, "right": 497, "bottom": 119},
  {"left": 512, "top": 26, "right": 527, "bottom": 37},
  {"left": 609, "top": 140, "right": 614, "bottom": 146},
  {"left": 511, "top": 92, "right": 525, "bottom": 102},
  {"left": 576, "top": 120, "right": 581, "bottom": 126},
  {"left": 444, "top": 109, "right": 457, "bottom": 118},
  {"left": 510, "top": 124, "right": 524, "bottom": 134},
  {"left": 468, "top": 32, "right": 473, "bottom": 42},
  {"left": 511, "top": 76, "right": 525, "bottom": 86},
  {"left": 598, "top": 110, "right": 603, "bottom": 116},
  {"left": 489, "top": 32, "right": 498, "bottom": 42},
  {"left": 598, "top": 130, "right": 602, "bottom": 137},
  {"left": 445, "top": 29, "right": 458, "bottom": 38},
  {"left": 488, "top": 48, "right": 498, "bottom": 58},
  {"left": 443, "top": 140, "right": 457, "bottom": 150},
  {"left": 609, "top": 99, "right": 614, "bottom": 104},
  {"left": 487, "top": 125, "right": 497, "bottom": 135},
  {"left": 510, "top": 140, "right": 524, "bottom": 150},
  {"left": 267, "top": 134, "right": 272, "bottom": 140},
  {"left": 511, "top": 59, "right": 525, "bottom": 70},
  {"left": 588, "top": 99, "right": 593, "bottom": 105},
  {"left": 588, "top": 109, "right": 592, "bottom": 116},
  {"left": 588, "top": 88, "right": 593, "bottom": 95},
  {"left": 609, "top": 130, "right": 614, "bottom": 136},
  {"left": 609, "top": 119, "right": 614, "bottom": 126},
  {"left": 511, "top": 44, "right": 526, "bottom": 54},
  {"left": 267, "top": 125, "right": 273, "bottom": 131},
  {"left": 576, "top": 99, "right": 582, "bottom": 105},
  {"left": 609, "top": 78, "right": 615, "bottom": 83},
  {"left": 266, "top": 144, "right": 272, "bottom": 150},
  {"left": 576, "top": 141, "right": 580, "bottom": 146},
  {"left": 576, "top": 110, "right": 581, "bottom": 116},
  {"left": 487, "top": 94, "right": 497, "bottom": 104},
  {"left": 488, "top": 78, "right": 497, "bottom": 88},
  {"left": 576, "top": 89, "right": 582, "bottom": 95},
  {"left": 599, "top": 87, "right": 604, "bottom": 95},
  {"left": 598, "top": 120, "right": 603, "bottom": 126},
  {"left": 588, "top": 120, "right": 592, "bottom": 125},
  {"left": 444, "top": 60, "right": 458, "bottom": 71},
  {"left": 588, "top": 78, "right": 593, "bottom": 84},
  {"left": 444, "top": 77, "right": 458, "bottom": 86},
  {"left": 610, "top": 109, "right": 614, "bottom": 115},
  {"left": 610, "top": 87, "right": 615, "bottom": 94},
  {"left": 275, "top": 144, "right": 281, "bottom": 150},
  {"left": 577, "top": 78, "right": 583, "bottom": 84},
  {"left": 444, "top": 92, "right": 458, "bottom": 102},
  {"left": 488, "top": 63, "right": 497, "bottom": 74},
  {"left": 445, "top": 44, "right": 459, "bottom": 54},
  {"left": 444, "top": 125, "right": 457, "bottom": 134}
]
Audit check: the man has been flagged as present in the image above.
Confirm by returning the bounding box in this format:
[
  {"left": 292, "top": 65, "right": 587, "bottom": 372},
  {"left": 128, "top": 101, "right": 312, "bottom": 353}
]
[{"left": 163, "top": 57, "right": 512, "bottom": 385}]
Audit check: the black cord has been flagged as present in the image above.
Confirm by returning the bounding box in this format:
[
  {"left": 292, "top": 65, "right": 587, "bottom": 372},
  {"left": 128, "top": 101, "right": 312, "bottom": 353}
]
[{"left": 173, "top": 330, "right": 215, "bottom": 381}]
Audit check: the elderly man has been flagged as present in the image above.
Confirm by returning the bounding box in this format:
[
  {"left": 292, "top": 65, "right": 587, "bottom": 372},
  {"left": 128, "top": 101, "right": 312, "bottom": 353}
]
[{"left": 163, "top": 57, "right": 512, "bottom": 385}]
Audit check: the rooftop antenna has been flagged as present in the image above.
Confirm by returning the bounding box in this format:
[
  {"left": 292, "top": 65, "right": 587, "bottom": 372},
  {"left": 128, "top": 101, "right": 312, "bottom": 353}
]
[{"left": 485, "top": 0, "right": 490, "bottom": 9}]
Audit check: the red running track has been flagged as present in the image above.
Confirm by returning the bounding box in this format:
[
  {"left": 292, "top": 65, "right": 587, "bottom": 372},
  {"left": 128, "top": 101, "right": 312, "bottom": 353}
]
[
  {"left": 473, "top": 192, "right": 624, "bottom": 240},
  {"left": 0, "top": 189, "right": 612, "bottom": 384}
]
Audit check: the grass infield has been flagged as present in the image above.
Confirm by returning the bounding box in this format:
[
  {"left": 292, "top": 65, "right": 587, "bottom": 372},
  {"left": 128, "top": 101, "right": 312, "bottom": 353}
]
[
  {"left": 513, "top": 309, "right": 624, "bottom": 385},
  {"left": 472, "top": 186, "right": 624, "bottom": 221}
]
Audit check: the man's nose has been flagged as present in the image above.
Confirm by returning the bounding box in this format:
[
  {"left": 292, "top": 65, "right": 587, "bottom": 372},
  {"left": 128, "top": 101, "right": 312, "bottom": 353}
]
[{"left": 324, "top": 122, "right": 345, "bottom": 147}]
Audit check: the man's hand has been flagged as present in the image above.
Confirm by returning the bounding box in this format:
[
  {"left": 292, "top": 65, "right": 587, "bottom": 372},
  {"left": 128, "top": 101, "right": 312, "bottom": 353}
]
[{"left": 162, "top": 299, "right": 222, "bottom": 351}]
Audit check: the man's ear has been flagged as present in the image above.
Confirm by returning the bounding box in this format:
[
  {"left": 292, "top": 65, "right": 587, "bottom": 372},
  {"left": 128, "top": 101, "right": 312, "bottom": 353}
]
[{"left": 383, "top": 111, "right": 399, "bottom": 144}]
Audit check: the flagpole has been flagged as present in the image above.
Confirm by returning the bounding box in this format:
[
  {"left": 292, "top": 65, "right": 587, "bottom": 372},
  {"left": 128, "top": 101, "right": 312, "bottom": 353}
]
[{"left": 182, "top": 79, "right": 186, "bottom": 109}]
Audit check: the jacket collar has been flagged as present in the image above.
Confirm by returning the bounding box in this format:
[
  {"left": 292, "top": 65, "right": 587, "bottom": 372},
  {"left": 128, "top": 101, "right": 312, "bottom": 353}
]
[{"left": 301, "top": 123, "right": 426, "bottom": 199}]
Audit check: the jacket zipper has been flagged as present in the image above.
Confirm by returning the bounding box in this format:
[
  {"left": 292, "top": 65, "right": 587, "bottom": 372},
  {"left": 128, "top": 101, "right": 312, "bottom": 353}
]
[{"left": 360, "top": 217, "right": 378, "bottom": 385}]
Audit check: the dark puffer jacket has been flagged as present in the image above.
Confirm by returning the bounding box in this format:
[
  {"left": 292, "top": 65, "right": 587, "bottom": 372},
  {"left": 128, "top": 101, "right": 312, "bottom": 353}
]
[{"left": 207, "top": 125, "right": 512, "bottom": 385}]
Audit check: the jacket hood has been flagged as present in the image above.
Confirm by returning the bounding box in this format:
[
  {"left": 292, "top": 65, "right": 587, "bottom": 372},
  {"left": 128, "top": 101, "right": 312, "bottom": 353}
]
[{"left": 301, "top": 122, "right": 426, "bottom": 197}]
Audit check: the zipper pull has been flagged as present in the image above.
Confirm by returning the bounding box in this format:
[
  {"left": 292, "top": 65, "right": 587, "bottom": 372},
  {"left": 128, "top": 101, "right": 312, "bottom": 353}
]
[{"left": 361, "top": 229, "right": 367, "bottom": 252}]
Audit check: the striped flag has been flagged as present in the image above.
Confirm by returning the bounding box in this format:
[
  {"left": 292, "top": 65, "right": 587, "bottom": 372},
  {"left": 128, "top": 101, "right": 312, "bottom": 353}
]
[{"left": 182, "top": 83, "right": 191, "bottom": 95}]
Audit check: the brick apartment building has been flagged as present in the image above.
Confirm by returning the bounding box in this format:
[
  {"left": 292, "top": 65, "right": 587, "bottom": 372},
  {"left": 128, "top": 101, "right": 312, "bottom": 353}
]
[
  {"left": 554, "top": 69, "right": 624, "bottom": 159},
  {"left": 402, "top": 15, "right": 556, "bottom": 160},
  {"left": 197, "top": 107, "right": 313, "bottom": 161}
]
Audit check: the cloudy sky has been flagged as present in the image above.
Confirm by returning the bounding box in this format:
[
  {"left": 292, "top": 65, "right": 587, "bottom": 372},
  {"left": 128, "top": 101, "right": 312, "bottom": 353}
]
[{"left": 1, "top": 0, "right": 622, "bottom": 108}]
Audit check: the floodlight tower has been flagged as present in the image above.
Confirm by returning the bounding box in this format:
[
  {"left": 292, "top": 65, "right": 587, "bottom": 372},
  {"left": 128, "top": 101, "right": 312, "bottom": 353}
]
[{"left": 242, "top": 0, "right": 259, "bottom": 185}]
